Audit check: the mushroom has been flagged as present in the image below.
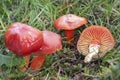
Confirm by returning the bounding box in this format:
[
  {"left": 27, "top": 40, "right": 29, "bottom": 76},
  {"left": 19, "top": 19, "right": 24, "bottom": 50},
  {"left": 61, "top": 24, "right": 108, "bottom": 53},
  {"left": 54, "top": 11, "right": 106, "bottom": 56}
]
[
  {"left": 54, "top": 14, "right": 87, "bottom": 42},
  {"left": 30, "top": 30, "right": 62, "bottom": 70},
  {"left": 36, "top": 30, "right": 62, "bottom": 54},
  {"left": 77, "top": 25, "right": 115, "bottom": 63},
  {"left": 4, "top": 22, "right": 43, "bottom": 56}
]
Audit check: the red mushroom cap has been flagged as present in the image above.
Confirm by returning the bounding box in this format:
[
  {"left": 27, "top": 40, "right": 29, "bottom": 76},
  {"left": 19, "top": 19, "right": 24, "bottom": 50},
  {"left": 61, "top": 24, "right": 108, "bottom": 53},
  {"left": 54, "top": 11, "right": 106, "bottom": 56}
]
[
  {"left": 35, "top": 30, "right": 62, "bottom": 55},
  {"left": 77, "top": 25, "right": 115, "bottom": 58},
  {"left": 54, "top": 14, "right": 87, "bottom": 30},
  {"left": 4, "top": 22, "right": 43, "bottom": 56}
]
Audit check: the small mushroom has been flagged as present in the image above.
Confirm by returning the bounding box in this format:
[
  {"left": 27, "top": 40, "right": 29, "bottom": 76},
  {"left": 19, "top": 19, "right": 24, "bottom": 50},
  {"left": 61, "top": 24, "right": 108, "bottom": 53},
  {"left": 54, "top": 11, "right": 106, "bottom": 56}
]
[
  {"left": 54, "top": 14, "right": 87, "bottom": 42},
  {"left": 4, "top": 22, "right": 43, "bottom": 56},
  {"left": 77, "top": 25, "right": 115, "bottom": 63},
  {"left": 30, "top": 30, "right": 62, "bottom": 70}
]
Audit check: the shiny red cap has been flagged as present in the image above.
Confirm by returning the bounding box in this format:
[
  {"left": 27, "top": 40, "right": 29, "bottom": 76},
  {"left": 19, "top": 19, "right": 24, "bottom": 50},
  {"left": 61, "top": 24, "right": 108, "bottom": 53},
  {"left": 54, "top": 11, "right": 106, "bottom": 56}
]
[
  {"left": 4, "top": 22, "right": 43, "bottom": 56},
  {"left": 54, "top": 14, "right": 87, "bottom": 30},
  {"left": 35, "top": 30, "right": 62, "bottom": 54}
]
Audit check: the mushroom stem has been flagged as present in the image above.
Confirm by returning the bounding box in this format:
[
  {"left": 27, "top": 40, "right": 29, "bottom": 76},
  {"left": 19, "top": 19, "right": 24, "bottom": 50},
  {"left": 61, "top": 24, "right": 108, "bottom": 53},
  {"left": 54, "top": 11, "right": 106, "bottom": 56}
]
[
  {"left": 19, "top": 55, "right": 30, "bottom": 72},
  {"left": 30, "top": 54, "right": 46, "bottom": 70},
  {"left": 84, "top": 44, "right": 100, "bottom": 63},
  {"left": 65, "top": 30, "right": 74, "bottom": 41}
]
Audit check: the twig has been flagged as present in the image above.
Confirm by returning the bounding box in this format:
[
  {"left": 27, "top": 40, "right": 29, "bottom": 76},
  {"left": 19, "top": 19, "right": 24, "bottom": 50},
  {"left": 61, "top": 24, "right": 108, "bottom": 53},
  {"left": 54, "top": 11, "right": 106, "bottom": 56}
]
[{"left": 58, "top": 2, "right": 76, "bottom": 13}]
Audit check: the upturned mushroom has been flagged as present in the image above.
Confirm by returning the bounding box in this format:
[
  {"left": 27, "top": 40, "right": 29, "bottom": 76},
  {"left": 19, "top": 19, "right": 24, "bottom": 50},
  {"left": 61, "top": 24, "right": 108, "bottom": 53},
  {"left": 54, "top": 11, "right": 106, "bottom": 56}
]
[
  {"left": 77, "top": 25, "right": 115, "bottom": 63},
  {"left": 30, "top": 30, "right": 62, "bottom": 70},
  {"left": 4, "top": 22, "right": 43, "bottom": 56},
  {"left": 54, "top": 14, "right": 87, "bottom": 42}
]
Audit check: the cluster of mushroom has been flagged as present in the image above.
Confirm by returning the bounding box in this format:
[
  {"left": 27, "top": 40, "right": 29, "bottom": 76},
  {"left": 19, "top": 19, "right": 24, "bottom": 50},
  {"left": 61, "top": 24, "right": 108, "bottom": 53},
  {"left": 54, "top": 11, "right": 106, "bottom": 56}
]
[
  {"left": 54, "top": 14, "right": 115, "bottom": 63},
  {"left": 4, "top": 13, "right": 115, "bottom": 73},
  {"left": 4, "top": 23, "right": 62, "bottom": 70}
]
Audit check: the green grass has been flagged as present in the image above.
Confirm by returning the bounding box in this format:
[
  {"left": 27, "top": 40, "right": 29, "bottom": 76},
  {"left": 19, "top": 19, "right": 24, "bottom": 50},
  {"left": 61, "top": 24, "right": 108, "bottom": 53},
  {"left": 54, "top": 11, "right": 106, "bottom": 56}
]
[{"left": 0, "top": 0, "right": 120, "bottom": 80}]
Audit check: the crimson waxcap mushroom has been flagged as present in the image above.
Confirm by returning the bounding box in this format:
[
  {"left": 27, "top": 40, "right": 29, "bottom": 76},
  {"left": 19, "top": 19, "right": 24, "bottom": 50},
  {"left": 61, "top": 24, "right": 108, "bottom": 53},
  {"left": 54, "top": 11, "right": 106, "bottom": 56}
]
[
  {"left": 77, "top": 25, "right": 115, "bottom": 63},
  {"left": 31, "top": 30, "right": 62, "bottom": 70},
  {"left": 4, "top": 22, "right": 43, "bottom": 56},
  {"left": 54, "top": 14, "right": 87, "bottom": 41},
  {"left": 35, "top": 30, "right": 62, "bottom": 55}
]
